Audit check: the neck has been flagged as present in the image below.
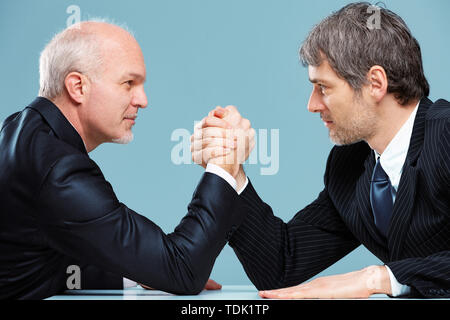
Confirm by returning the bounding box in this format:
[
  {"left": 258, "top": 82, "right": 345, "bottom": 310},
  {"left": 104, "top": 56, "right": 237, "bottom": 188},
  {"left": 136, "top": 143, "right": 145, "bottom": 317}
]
[
  {"left": 366, "top": 97, "right": 419, "bottom": 155},
  {"left": 50, "top": 96, "right": 99, "bottom": 153}
]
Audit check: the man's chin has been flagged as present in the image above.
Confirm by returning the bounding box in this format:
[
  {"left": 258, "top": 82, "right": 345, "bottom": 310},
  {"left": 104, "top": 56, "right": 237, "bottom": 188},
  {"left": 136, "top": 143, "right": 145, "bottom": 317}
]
[
  {"left": 111, "top": 132, "right": 134, "bottom": 145},
  {"left": 329, "top": 131, "right": 362, "bottom": 146}
]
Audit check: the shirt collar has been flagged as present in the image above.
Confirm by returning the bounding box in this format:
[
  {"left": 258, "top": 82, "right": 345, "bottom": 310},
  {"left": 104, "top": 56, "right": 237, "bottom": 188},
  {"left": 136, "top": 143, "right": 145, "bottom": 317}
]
[{"left": 374, "top": 101, "right": 420, "bottom": 188}]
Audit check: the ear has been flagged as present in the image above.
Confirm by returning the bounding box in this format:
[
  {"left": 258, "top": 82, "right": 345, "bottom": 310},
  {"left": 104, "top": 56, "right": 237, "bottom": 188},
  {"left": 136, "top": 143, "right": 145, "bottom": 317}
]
[
  {"left": 366, "top": 65, "right": 388, "bottom": 103},
  {"left": 64, "top": 72, "right": 89, "bottom": 104}
]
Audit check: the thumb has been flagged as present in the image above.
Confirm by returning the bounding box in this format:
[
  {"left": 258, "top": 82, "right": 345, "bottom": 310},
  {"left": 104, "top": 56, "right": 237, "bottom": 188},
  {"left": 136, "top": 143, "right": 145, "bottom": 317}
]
[{"left": 213, "top": 107, "right": 228, "bottom": 119}]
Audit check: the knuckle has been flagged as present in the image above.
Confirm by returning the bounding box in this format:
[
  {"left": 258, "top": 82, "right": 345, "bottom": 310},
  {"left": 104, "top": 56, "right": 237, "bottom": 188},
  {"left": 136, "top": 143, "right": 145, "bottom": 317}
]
[
  {"left": 204, "top": 117, "right": 213, "bottom": 126},
  {"left": 226, "top": 105, "right": 237, "bottom": 112}
]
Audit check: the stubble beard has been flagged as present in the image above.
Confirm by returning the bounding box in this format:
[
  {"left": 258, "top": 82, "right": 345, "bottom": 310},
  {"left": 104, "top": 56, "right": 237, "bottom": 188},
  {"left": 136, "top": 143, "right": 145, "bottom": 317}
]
[
  {"left": 329, "top": 102, "right": 377, "bottom": 146},
  {"left": 112, "top": 131, "right": 134, "bottom": 144}
]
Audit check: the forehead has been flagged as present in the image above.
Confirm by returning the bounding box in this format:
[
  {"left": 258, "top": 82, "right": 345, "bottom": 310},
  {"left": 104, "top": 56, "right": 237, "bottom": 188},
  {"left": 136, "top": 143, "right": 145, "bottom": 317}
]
[
  {"left": 101, "top": 37, "right": 147, "bottom": 79},
  {"left": 308, "top": 59, "right": 340, "bottom": 84}
]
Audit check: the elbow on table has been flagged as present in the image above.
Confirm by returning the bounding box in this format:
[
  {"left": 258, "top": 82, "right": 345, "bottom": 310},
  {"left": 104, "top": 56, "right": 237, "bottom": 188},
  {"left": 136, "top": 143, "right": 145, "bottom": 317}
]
[
  {"left": 144, "top": 273, "right": 206, "bottom": 296},
  {"left": 159, "top": 279, "right": 204, "bottom": 296}
]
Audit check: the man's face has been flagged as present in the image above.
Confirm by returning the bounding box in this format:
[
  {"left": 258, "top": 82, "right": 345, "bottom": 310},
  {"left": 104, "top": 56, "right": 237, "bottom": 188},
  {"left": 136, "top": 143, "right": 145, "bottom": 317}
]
[
  {"left": 307, "top": 59, "right": 377, "bottom": 145},
  {"left": 82, "top": 35, "right": 148, "bottom": 146}
]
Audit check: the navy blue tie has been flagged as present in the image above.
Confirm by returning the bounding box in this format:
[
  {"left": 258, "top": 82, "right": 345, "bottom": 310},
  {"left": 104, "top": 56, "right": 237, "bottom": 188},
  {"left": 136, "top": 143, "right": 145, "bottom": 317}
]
[{"left": 370, "top": 158, "right": 395, "bottom": 238}]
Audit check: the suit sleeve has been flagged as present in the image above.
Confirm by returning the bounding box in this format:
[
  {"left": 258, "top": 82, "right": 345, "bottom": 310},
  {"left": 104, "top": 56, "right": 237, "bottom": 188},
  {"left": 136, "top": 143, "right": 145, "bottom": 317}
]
[
  {"left": 36, "top": 154, "right": 245, "bottom": 295},
  {"left": 386, "top": 119, "right": 450, "bottom": 298},
  {"left": 386, "top": 252, "right": 450, "bottom": 298},
  {"left": 228, "top": 149, "right": 360, "bottom": 290}
]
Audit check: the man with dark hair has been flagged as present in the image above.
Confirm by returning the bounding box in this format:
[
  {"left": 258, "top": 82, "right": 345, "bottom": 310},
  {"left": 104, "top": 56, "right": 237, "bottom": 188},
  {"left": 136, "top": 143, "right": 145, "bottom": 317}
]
[{"left": 194, "top": 2, "right": 450, "bottom": 298}]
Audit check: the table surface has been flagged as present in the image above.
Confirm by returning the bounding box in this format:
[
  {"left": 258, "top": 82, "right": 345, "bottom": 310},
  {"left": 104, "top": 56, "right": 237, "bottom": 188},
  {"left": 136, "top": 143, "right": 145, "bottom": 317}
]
[{"left": 47, "top": 285, "right": 402, "bottom": 300}]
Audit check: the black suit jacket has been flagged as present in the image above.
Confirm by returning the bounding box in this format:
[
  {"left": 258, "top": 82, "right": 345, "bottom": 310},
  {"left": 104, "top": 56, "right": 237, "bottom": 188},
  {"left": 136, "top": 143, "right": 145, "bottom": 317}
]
[
  {"left": 0, "top": 97, "right": 245, "bottom": 299},
  {"left": 229, "top": 97, "right": 450, "bottom": 298}
]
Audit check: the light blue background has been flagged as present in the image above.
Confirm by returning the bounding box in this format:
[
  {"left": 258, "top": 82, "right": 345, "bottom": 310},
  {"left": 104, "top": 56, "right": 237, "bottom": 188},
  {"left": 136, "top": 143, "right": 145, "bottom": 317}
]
[{"left": 1, "top": 0, "right": 449, "bottom": 285}]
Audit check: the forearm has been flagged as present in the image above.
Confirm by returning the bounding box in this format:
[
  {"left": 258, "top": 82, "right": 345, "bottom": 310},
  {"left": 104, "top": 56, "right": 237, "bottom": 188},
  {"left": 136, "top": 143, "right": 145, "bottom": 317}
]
[
  {"left": 154, "top": 173, "right": 246, "bottom": 294},
  {"left": 229, "top": 182, "right": 359, "bottom": 290},
  {"left": 228, "top": 190, "right": 288, "bottom": 290},
  {"left": 205, "top": 163, "right": 248, "bottom": 194},
  {"left": 40, "top": 156, "right": 245, "bottom": 295},
  {"left": 111, "top": 173, "right": 244, "bottom": 294}
]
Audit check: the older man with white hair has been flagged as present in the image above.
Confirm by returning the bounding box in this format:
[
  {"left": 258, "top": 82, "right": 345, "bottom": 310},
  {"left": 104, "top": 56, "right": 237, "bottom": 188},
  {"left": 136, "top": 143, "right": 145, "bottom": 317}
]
[{"left": 0, "top": 21, "right": 254, "bottom": 299}]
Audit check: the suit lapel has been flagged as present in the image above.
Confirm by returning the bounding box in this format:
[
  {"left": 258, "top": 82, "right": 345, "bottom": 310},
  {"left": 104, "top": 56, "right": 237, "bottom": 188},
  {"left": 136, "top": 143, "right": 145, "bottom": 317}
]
[
  {"left": 354, "top": 151, "right": 387, "bottom": 249},
  {"left": 387, "top": 166, "right": 418, "bottom": 259},
  {"left": 387, "top": 97, "right": 432, "bottom": 260}
]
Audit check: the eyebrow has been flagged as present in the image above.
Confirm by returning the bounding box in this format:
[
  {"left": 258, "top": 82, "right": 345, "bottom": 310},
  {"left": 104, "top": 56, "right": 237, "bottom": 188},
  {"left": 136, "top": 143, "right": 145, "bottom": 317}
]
[
  {"left": 124, "top": 72, "right": 146, "bottom": 82},
  {"left": 309, "top": 77, "right": 330, "bottom": 85}
]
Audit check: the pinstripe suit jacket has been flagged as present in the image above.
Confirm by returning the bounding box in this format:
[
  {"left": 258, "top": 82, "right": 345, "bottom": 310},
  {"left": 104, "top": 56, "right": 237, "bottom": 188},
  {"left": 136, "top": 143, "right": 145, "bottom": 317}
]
[{"left": 229, "top": 97, "right": 450, "bottom": 298}]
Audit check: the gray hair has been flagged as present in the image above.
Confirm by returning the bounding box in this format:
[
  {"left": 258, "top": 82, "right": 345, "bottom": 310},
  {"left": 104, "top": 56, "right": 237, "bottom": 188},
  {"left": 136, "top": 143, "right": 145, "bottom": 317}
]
[
  {"left": 299, "top": 2, "right": 429, "bottom": 105},
  {"left": 38, "top": 18, "right": 133, "bottom": 100}
]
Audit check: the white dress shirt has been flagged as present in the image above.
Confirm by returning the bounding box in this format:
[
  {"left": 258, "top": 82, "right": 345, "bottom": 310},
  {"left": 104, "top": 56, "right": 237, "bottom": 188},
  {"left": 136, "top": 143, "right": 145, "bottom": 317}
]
[
  {"left": 205, "top": 163, "right": 249, "bottom": 195},
  {"left": 370, "top": 102, "right": 419, "bottom": 297},
  {"left": 207, "top": 102, "right": 420, "bottom": 297}
]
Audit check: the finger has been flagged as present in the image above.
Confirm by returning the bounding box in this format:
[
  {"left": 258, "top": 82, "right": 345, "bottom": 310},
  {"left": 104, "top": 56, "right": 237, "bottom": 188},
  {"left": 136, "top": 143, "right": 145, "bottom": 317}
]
[
  {"left": 208, "top": 106, "right": 223, "bottom": 118},
  {"left": 204, "top": 279, "right": 222, "bottom": 290},
  {"left": 258, "top": 284, "right": 303, "bottom": 297},
  {"left": 259, "top": 290, "right": 286, "bottom": 299},
  {"left": 241, "top": 118, "right": 251, "bottom": 130},
  {"left": 213, "top": 107, "right": 227, "bottom": 119},
  {"left": 191, "top": 137, "right": 236, "bottom": 152},
  {"left": 259, "top": 289, "right": 299, "bottom": 299},
  {"left": 194, "top": 118, "right": 206, "bottom": 130},
  {"left": 204, "top": 147, "right": 232, "bottom": 159},
  {"left": 194, "top": 127, "right": 232, "bottom": 139},
  {"left": 249, "top": 128, "right": 256, "bottom": 139},
  {"left": 139, "top": 283, "right": 154, "bottom": 290},
  {"left": 248, "top": 134, "right": 256, "bottom": 154},
  {"left": 225, "top": 105, "right": 238, "bottom": 113},
  {"left": 192, "top": 147, "right": 232, "bottom": 164},
  {"left": 202, "top": 116, "right": 232, "bottom": 129},
  {"left": 192, "top": 137, "right": 236, "bottom": 151}
]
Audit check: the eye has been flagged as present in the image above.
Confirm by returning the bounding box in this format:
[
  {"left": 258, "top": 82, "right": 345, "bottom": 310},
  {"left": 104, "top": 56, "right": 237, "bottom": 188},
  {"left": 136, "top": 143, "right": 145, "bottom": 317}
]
[
  {"left": 123, "top": 80, "right": 133, "bottom": 87},
  {"left": 318, "top": 84, "right": 327, "bottom": 95}
]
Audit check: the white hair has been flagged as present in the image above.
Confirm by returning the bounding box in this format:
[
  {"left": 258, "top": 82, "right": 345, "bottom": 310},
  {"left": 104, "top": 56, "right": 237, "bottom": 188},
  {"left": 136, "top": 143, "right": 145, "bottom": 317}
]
[{"left": 38, "top": 18, "right": 133, "bottom": 100}]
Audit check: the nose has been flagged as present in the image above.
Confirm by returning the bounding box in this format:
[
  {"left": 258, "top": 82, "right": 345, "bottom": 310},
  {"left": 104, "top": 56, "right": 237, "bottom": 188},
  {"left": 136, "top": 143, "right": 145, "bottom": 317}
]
[
  {"left": 132, "top": 86, "right": 148, "bottom": 109},
  {"left": 307, "top": 86, "right": 326, "bottom": 113}
]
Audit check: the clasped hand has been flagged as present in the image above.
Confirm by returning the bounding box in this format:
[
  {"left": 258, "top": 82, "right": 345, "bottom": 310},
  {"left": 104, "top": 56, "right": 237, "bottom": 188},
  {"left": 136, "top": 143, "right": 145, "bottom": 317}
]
[{"left": 190, "top": 105, "right": 255, "bottom": 179}]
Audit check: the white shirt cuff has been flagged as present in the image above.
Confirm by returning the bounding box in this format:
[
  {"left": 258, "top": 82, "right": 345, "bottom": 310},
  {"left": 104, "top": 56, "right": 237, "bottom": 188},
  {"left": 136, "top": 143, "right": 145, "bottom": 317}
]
[
  {"left": 123, "top": 277, "right": 137, "bottom": 288},
  {"left": 205, "top": 163, "right": 237, "bottom": 191},
  {"left": 205, "top": 163, "right": 249, "bottom": 195},
  {"left": 385, "top": 265, "right": 411, "bottom": 297}
]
